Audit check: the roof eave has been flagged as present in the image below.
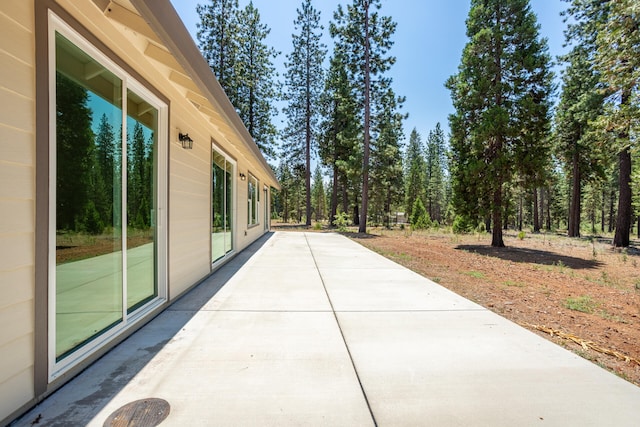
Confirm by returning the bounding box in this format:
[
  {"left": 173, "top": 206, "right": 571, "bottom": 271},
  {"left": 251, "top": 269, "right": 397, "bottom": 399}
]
[{"left": 127, "top": 0, "right": 279, "bottom": 188}]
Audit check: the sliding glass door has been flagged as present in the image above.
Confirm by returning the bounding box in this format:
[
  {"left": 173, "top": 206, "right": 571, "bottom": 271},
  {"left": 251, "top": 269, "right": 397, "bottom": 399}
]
[
  {"left": 212, "top": 146, "right": 234, "bottom": 264},
  {"left": 51, "top": 17, "right": 166, "bottom": 375}
]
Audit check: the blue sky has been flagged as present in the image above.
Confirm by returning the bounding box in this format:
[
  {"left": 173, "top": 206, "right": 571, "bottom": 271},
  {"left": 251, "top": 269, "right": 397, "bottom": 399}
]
[{"left": 170, "top": 0, "right": 568, "bottom": 145}]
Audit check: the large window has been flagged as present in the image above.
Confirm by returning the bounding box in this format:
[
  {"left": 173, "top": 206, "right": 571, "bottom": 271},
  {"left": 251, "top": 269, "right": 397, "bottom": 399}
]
[
  {"left": 248, "top": 173, "right": 259, "bottom": 227},
  {"left": 49, "top": 15, "right": 167, "bottom": 377},
  {"left": 212, "top": 146, "right": 234, "bottom": 264}
]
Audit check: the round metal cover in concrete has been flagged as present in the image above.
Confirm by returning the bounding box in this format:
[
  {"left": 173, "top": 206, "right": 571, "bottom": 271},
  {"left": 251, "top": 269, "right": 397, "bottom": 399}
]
[{"left": 103, "top": 398, "right": 170, "bottom": 427}]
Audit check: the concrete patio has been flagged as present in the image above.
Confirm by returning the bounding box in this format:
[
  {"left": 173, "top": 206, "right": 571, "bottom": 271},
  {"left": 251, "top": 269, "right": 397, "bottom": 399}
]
[{"left": 13, "top": 231, "right": 640, "bottom": 426}]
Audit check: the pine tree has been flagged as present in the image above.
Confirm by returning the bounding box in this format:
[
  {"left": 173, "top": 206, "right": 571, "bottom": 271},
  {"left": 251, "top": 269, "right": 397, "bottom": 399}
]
[
  {"left": 556, "top": 0, "right": 609, "bottom": 238},
  {"left": 236, "top": 2, "right": 281, "bottom": 160},
  {"left": 369, "top": 85, "right": 405, "bottom": 227},
  {"left": 196, "top": 0, "right": 239, "bottom": 98},
  {"left": 447, "top": 0, "right": 554, "bottom": 247},
  {"left": 319, "top": 50, "right": 361, "bottom": 226},
  {"left": 311, "top": 165, "right": 327, "bottom": 221},
  {"left": 282, "top": 0, "right": 327, "bottom": 226},
  {"left": 330, "top": 0, "right": 397, "bottom": 233},
  {"left": 426, "top": 123, "right": 447, "bottom": 223},
  {"left": 554, "top": 45, "right": 605, "bottom": 237},
  {"left": 404, "top": 128, "right": 426, "bottom": 220},
  {"left": 197, "top": 1, "right": 280, "bottom": 160},
  {"left": 593, "top": 0, "right": 639, "bottom": 247}
]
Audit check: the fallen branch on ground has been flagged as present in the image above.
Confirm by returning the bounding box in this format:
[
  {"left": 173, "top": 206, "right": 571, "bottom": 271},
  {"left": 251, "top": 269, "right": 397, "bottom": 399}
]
[{"left": 521, "top": 323, "right": 640, "bottom": 367}]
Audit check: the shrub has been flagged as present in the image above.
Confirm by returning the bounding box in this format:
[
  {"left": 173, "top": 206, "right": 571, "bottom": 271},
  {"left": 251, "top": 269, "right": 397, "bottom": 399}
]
[
  {"left": 452, "top": 215, "right": 473, "bottom": 234},
  {"left": 410, "top": 199, "right": 431, "bottom": 230},
  {"left": 517, "top": 230, "right": 526, "bottom": 240},
  {"left": 334, "top": 212, "right": 349, "bottom": 232}
]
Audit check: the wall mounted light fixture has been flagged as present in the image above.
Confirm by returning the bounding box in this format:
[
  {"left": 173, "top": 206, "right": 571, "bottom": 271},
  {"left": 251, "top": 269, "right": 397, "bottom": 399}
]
[
  {"left": 178, "top": 132, "right": 193, "bottom": 149},
  {"left": 239, "top": 172, "right": 246, "bottom": 181}
]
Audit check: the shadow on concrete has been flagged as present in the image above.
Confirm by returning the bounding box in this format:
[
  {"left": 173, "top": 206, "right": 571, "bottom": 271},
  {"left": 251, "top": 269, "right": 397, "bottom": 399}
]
[
  {"left": 455, "top": 244, "right": 603, "bottom": 270},
  {"left": 15, "top": 232, "right": 275, "bottom": 427}
]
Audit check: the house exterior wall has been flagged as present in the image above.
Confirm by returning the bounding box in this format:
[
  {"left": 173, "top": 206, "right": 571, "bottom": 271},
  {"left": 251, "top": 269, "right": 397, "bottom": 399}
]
[
  {"left": 0, "top": 0, "right": 37, "bottom": 421},
  {"left": 0, "top": 0, "right": 277, "bottom": 423}
]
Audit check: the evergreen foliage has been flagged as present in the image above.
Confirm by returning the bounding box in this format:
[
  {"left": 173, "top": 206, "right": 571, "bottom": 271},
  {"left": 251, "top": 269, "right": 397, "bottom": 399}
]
[
  {"left": 426, "top": 123, "right": 447, "bottom": 223},
  {"left": 369, "top": 85, "right": 405, "bottom": 227},
  {"left": 56, "top": 73, "right": 95, "bottom": 232},
  {"left": 282, "top": 0, "right": 327, "bottom": 226},
  {"left": 311, "top": 165, "right": 327, "bottom": 221},
  {"left": 330, "top": 0, "right": 399, "bottom": 233},
  {"left": 404, "top": 128, "right": 426, "bottom": 220},
  {"left": 197, "top": 0, "right": 280, "bottom": 159},
  {"left": 196, "top": 0, "right": 239, "bottom": 96},
  {"left": 319, "top": 50, "right": 361, "bottom": 226},
  {"left": 410, "top": 198, "right": 431, "bottom": 230},
  {"left": 447, "top": 0, "right": 554, "bottom": 247},
  {"left": 593, "top": 0, "right": 639, "bottom": 247}
]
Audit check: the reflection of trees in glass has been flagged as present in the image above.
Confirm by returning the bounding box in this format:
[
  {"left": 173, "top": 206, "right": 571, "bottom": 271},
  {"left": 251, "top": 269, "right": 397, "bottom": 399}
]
[
  {"left": 56, "top": 72, "right": 95, "bottom": 232},
  {"left": 94, "top": 114, "right": 118, "bottom": 228},
  {"left": 127, "top": 121, "right": 154, "bottom": 231}
]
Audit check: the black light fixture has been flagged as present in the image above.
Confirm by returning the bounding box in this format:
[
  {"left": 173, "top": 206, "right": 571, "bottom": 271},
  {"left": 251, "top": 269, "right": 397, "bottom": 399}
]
[
  {"left": 239, "top": 172, "right": 246, "bottom": 181},
  {"left": 178, "top": 132, "right": 193, "bottom": 149}
]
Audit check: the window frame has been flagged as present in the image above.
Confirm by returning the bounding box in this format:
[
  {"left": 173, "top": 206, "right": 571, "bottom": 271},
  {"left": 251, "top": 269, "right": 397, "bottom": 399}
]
[
  {"left": 247, "top": 173, "right": 260, "bottom": 227},
  {"left": 47, "top": 11, "right": 169, "bottom": 381},
  {"left": 211, "top": 141, "right": 237, "bottom": 266}
]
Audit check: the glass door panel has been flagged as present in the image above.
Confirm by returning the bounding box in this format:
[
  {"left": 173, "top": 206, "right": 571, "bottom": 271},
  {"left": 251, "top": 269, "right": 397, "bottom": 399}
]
[
  {"left": 126, "top": 89, "right": 158, "bottom": 312},
  {"left": 212, "top": 151, "right": 226, "bottom": 263},
  {"left": 55, "top": 33, "right": 123, "bottom": 360},
  {"left": 225, "top": 165, "right": 233, "bottom": 253},
  {"left": 212, "top": 148, "right": 233, "bottom": 264}
]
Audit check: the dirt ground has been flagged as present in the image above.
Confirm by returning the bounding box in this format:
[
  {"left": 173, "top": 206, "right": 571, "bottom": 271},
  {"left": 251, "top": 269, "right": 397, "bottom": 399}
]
[{"left": 274, "top": 223, "right": 640, "bottom": 386}]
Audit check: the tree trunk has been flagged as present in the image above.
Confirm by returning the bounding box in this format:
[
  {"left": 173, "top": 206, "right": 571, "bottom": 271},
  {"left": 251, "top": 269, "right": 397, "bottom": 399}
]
[
  {"left": 637, "top": 215, "right": 640, "bottom": 239},
  {"left": 358, "top": 1, "right": 371, "bottom": 234},
  {"left": 353, "top": 193, "right": 360, "bottom": 226},
  {"left": 545, "top": 188, "right": 551, "bottom": 231},
  {"left": 539, "top": 188, "right": 545, "bottom": 231},
  {"left": 533, "top": 188, "right": 540, "bottom": 233},
  {"left": 568, "top": 150, "right": 581, "bottom": 237},
  {"left": 304, "top": 59, "right": 312, "bottom": 226},
  {"left": 518, "top": 193, "right": 523, "bottom": 231},
  {"left": 330, "top": 165, "right": 339, "bottom": 226},
  {"left": 492, "top": 184, "right": 505, "bottom": 247},
  {"left": 609, "top": 188, "right": 615, "bottom": 233},
  {"left": 601, "top": 188, "right": 606, "bottom": 233},
  {"left": 341, "top": 179, "right": 349, "bottom": 217},
  {"left": 283, "top": 190, "right": 289, "bottom": 223},
  {"left": 613, "top": 147, "right": 632, "bottom": 247}
]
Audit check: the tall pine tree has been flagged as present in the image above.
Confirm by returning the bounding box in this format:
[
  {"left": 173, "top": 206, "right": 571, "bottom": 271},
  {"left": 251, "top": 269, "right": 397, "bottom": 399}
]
[
  {"left": 404, "top": 128, "right": 425, "bottom": 220},
  {"left": 196, "top": 0, "right": 239, "bottom": 99},
  {"left": 594, "top": 0, "right": 639, "bottom": 247},
  {"left": 554, "top": 45, "right": 605, "bottom": 237},
  {"left": 330, "top": 0, "right": 397, "bottom": 233},
  {"left": 282, "top": 0, "right": 327, "bottom": 226},
  {"left": 197, "top": 1, "right": 280, "bottom": 159},
  {"left": 426, "top": 123, "right": 447, "bottom": 223},
  {"left": 369, "top": 85, "right": 405, "bottom": 227},
  {"left": 447, "top": 0, "right": 553, "bottom": 247},
  {"left": 319, "top": 49, "right": 361, "bottom": 226}
]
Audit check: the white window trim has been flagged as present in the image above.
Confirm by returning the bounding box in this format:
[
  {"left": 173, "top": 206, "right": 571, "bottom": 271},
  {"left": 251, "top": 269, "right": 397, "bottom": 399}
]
[{"left": 47, "top": 11, "right": 168, "bottom": 381}]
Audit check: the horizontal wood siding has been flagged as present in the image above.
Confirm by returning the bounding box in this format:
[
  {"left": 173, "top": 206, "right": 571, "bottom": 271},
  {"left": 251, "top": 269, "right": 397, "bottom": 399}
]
[{"left": 0, "top": 0, "right": 36, "bottom": 422}]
